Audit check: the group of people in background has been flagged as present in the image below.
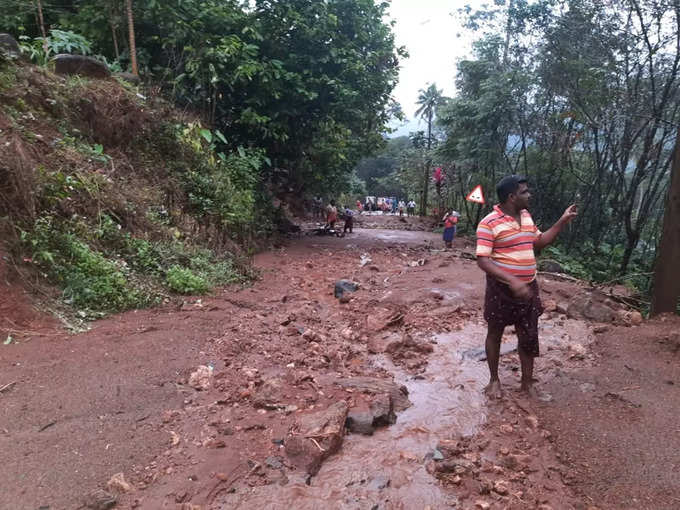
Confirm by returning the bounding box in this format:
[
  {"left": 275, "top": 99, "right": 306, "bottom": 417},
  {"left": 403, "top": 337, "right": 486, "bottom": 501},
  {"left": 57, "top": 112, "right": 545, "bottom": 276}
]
[
  {"left": 315, "top": 196, "right": 461, "bottom": 248},
  {"left": 360, "top": 198, "right": 417, "bottom": 216}
]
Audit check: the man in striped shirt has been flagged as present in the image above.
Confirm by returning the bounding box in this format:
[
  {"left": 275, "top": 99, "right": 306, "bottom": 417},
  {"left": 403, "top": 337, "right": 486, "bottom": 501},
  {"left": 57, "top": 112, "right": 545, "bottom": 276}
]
[{"left": 476, "top": 175, "right": 577, "bottom": 399}]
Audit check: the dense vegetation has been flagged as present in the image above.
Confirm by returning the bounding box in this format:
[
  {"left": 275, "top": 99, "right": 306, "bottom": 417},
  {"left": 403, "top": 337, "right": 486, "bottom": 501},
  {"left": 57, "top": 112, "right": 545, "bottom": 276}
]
[
  {"left": 0, "top": 0, "right": 677, "bottom": 313},
  {"left": 0, "top": 0, "right": 403, "bottom": 317},
  {"left": 355, "top": 0, "right": 680, "bottom": 310}
]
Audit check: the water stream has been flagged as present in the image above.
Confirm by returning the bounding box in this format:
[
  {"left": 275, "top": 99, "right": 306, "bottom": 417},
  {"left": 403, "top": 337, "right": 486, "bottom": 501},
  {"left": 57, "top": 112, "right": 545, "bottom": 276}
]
[{"left": 222, "top": 323, "right": 492, "bottom": 509}]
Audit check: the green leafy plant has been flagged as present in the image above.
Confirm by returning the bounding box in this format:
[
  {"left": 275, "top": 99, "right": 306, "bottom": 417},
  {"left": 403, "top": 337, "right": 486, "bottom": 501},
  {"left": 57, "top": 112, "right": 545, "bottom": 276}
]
[
  {"left": 166, "top": 266, "right": 209, "bottom": 294},
  {"left": 19, "top": 29, "right": 93, "bottom": 66},
  {"left": 21, "top": 216, "right": 146, "bottom": 312}
]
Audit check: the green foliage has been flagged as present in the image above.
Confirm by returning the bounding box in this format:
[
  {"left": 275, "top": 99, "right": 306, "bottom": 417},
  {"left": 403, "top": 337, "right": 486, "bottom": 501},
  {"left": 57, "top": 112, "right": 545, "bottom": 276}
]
[
  {"left": 21, "top": 216, "right": 147, "bottom": 313},
  {"left": 19, "top": 29, "right": 92, "bottom": 66},
  {"left": 166, "top": 266, "right": 208, "bottom": 294},
  {"left": 19, "top": 212, "right": 247, "bottom": 313},
  {"left": 541, "top": 244, "right": 653, "bottom": 294}
]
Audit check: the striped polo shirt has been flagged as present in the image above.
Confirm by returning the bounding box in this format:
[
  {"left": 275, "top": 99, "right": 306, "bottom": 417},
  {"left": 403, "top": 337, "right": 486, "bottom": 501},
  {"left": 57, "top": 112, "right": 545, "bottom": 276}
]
[{"left": 476, "top": 204, "right": 542, "bottom": 282}]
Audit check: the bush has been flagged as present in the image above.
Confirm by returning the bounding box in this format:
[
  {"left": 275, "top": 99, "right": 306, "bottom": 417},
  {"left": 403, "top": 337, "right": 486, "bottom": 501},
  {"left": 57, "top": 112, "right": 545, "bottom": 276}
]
[
  {"left": 22, "top": 216, "right": 147, "bottom": 312},
  {"left": 166, "top": 266, "right": 209, "bottom": 294}
]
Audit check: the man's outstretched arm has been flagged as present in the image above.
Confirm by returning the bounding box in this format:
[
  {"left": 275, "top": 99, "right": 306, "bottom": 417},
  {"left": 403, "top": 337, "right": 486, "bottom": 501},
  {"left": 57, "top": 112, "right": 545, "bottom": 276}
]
[{"left": 534, "top": 204, "right": 578, "bottom": 251}]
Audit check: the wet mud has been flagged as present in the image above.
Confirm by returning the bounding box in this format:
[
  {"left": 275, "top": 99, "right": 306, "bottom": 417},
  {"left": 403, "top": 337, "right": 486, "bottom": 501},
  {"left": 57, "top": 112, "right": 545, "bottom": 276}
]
[{"left": 1, "top": 222, "right": 670, "bottom": 510}]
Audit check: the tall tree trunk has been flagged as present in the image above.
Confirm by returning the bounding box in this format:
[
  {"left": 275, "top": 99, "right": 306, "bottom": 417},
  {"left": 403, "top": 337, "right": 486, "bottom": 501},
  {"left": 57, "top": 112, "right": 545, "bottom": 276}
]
[
  {"left": 110, "top": 17, "right": 120, "bottom": 61},
  {"left": 34, "top": 0, "right": 48, "bottom": 55},
  {"left": 650, "top": 128, "right": 680, "bottom": 316},
  {"left": 126, "top": 0, "right": 138, "bottom": 76}
]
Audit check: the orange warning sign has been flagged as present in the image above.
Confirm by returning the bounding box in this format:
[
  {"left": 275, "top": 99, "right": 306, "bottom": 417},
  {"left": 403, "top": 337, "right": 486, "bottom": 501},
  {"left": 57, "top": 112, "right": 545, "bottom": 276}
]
[{"left": 466, "top": 184, "right": 485, "bottom": 204}]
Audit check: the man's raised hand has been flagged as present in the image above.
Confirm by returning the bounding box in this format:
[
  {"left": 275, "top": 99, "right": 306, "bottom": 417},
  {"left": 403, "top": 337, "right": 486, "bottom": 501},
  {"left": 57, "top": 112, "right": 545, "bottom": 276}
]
[{"left": 560, "top": 204, "right": 578, "bottom": 224}]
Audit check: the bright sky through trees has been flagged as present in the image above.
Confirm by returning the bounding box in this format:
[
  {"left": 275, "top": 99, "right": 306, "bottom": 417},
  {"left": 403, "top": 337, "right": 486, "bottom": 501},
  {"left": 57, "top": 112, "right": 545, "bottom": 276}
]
[{"left": 386, "top": 0, "right": 483, "bottom": 136}]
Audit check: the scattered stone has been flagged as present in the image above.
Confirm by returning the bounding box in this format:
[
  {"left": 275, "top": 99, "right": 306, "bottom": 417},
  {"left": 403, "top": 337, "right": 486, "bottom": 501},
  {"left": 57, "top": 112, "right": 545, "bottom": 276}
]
[
  {"left": 567, "top": 293, "right": 615, "bottom": 323},
  {"left": 369, "top": 393, "right": 396, "bottom": 426},
  {"left": 252, "top": 378, "right": 284, "bottom": 409},
  {"left": 525, "top": 415, "right": 539, "bottom": 429},
  {"left": 432, "top": 448, "right": 444, "bottom": 461},
  {"left": 579, "top": 382, "right": 596, "bottom": 393},
  {"left": 330, "top": 376, "right": 411, "bottom": 411},
  {"left": 180, "top": 504, "right": 202, "bottom": 510},
  {"left": 629, "top": 310, "right": 643, "bottom": 325},
  {"left": 568, "top": 343, "right": 587, "bottom": 358},
  {"left": 368, "top": 475, "right": 390, "bottom": 490},
  {"left": 437, "top": 439, "right": 463, "bottom": 457},
  {"left": 334, "top": 280, "right": 359, "bottom": 299},
  {"left": 285, "top": 401, "right": 349, "bottom": 475},
  {"left": 493, "top": 480, "right": 509, "bottom": 495},
  {"left": 543, "top": 299, "right": 557, "bottom": 313},
  {"left": 341, "top": 327, "right": 354, "bottom": 340},
  {"left": 365, "top": 308, "right": 404, "bottom": 332},
  {"left": 367, "top": 332, "right": 402, "bottom": 354},
  {"left": 188, "top": 365, "right": 213, "bottom": 390},
  {"left": 53, "top": 54, "right": 112, "bottom": 79},
  {"left": 106, "top": 473, "right": 133, "bottom": 494},
  {"left": 556, "top": 301, "right": 569, "bottom": 314},
  {"left": 474, "top": 500, "right": 491, "bottom": 510},
  {"left": 83, "top": 489, "right": 117, "bottom": 510},
  {"left": 593, "top": 324, "right": 609, "bottom": 334},
  {"left": 301, "top": 329, "right": 319, "bottom": 342},
  {"left": 499, "top": 424, "right": 514, "bottom": 434},
  {"left": 346, "top": 410, "right": 375, "bottom": 435},
  {"left": 265, "top": 456, "right": 284, "bottom": 470}
]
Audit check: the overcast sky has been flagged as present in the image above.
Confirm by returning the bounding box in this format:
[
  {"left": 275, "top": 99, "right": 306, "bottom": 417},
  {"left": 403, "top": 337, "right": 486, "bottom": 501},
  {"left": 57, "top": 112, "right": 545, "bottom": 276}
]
[{"left": 385, "top": 0, "right": 483, "bottom": 136}]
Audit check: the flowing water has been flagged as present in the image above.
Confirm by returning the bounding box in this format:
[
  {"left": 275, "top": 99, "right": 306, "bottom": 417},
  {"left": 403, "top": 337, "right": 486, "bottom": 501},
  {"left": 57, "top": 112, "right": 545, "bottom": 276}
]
[{"left": 220, "top": 322, "right": 493, "bottom": 509}]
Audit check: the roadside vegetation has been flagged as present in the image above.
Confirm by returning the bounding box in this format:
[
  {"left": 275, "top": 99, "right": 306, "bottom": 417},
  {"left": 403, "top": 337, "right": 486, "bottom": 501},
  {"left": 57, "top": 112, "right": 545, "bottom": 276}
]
[{"left": 352, "top": 0, "right": 680, "bottom": 313}]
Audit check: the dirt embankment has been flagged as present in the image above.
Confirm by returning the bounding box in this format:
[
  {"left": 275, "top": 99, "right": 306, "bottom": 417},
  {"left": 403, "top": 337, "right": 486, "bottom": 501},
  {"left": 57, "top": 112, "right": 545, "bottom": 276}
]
[{"left": 1, "top": 229, "right": 678, "bottom": 510}]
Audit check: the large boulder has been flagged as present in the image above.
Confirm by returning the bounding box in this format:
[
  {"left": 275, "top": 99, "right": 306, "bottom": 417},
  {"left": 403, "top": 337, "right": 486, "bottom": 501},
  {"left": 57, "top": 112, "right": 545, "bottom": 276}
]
[
  {"left": 345, "top": 393, "right": 397, "bottom": 436},
  {"left": 285, "top": 400, "right": 348, "bottom": 475},
  {"left": 329, "top": 376, "right": 411, "bottom": 412},
  {"left": 334, "top": 279, "right": 359, "bottom": 299},
  {"left": 53, "top": 54, "right": 111, "bottom": 79},
  {"left": 567, "top": 292, "right": 616, "bottom": 323},
  {"left": 0, "top": 33, "right": 20, "bottom": 58}
]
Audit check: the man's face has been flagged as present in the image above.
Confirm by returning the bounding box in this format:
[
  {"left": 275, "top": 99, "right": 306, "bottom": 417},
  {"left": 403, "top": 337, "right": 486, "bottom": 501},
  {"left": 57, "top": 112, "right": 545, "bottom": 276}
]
[{"left": 512, "top": 183, "right": 531, "bottom": 209}]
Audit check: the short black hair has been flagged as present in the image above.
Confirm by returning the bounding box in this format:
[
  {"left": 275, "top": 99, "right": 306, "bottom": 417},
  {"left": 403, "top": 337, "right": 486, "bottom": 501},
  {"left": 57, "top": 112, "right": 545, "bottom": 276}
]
[{"left": 496, "top": 175, "right": 527, "bottom": 203}]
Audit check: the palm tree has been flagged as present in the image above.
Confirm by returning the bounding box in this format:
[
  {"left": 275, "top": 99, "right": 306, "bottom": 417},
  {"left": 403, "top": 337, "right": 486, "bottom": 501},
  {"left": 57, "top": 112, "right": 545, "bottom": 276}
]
[{"left": 414, "top": 84, "right": 445, "bottom": 215}]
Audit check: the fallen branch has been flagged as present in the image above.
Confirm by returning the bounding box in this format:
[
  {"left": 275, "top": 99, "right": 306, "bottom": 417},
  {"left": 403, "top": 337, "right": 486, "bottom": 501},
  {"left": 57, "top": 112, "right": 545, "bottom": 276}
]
[{"left": 0, "top": 381, "right": 17, "bottom": 393}]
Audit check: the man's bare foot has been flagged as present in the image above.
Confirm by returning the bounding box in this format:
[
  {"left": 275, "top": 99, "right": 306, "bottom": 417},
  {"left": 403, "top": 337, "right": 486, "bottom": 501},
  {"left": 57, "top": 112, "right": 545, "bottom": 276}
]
[
  {"left": 520, "top": 384, "right": 553, "bottom": 402},
  {"left": 485, "top": 380, "right": 503, "bottom": 400}
]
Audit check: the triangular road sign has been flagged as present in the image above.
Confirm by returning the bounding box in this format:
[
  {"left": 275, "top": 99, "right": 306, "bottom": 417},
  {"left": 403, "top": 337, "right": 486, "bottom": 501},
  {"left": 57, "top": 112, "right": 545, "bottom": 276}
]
[{"left": 466, "top": 184, "right": 485, "bottom": 204}]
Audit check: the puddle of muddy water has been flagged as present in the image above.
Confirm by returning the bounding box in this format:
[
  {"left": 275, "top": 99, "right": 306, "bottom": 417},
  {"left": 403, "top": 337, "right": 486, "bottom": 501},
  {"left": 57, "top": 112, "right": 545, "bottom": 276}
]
[{"left": 220, "top": 323, "right": 490, "bottom": 510}]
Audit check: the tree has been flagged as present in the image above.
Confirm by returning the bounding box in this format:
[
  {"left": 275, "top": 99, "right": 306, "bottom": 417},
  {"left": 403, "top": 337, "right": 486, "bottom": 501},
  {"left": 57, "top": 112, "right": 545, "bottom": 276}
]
[
  {"left": 126, "top": 0, "right": 138, "bottom": 76},
  {"left": 414, "top": 83, "right": 445, "bottom": 215},
  {"left": 651, "top": 128, "right": 680, "bottom": 316}
]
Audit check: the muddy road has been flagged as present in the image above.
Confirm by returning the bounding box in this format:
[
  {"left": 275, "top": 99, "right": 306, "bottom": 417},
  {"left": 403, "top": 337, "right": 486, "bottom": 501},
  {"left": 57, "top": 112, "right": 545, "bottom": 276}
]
[{"left": 1, "top": 221, "right": 679, "bottom": 510}]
